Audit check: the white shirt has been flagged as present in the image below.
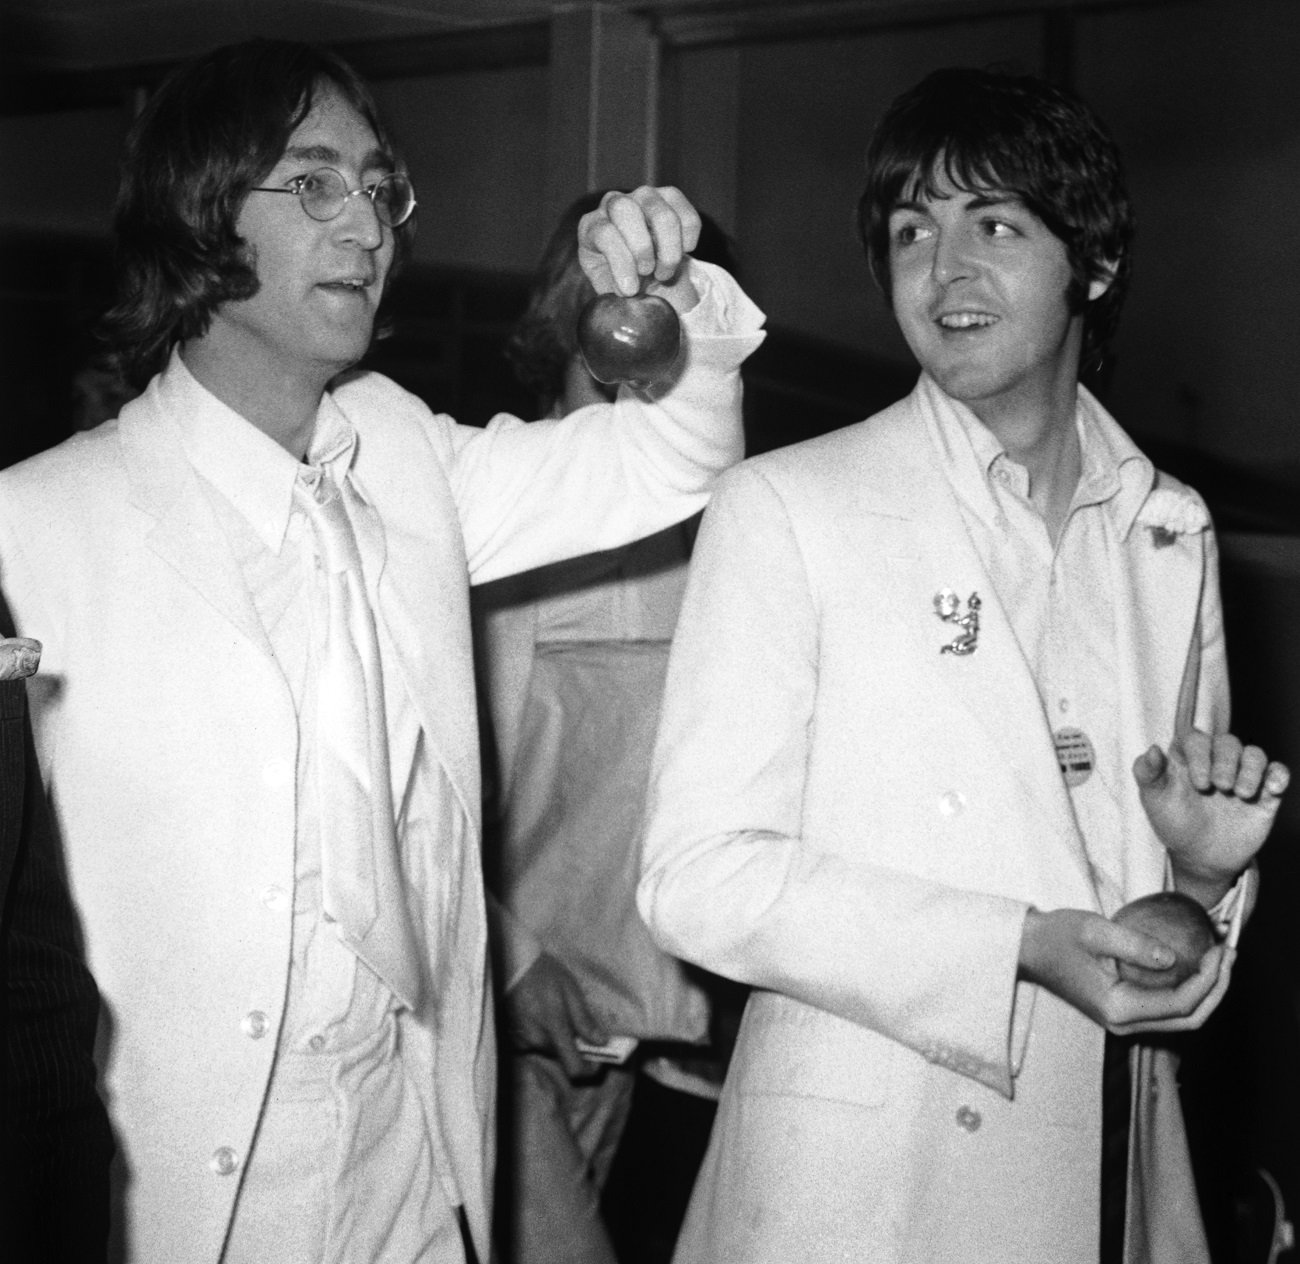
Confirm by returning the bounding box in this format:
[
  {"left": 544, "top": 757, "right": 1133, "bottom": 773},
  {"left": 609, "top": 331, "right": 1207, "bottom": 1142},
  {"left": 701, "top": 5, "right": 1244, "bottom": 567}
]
[
  {"left": 919, "top": 375, "right": 1155, "bottom": 914},
  {"left": 173, "top": 358, "right": 462, "bottom": 1245}
]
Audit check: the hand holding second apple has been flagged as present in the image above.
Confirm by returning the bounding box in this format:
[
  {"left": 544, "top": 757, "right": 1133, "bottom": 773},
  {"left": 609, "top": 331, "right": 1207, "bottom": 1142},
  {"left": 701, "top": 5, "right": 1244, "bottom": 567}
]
[{"left": 577, "top": 186, "right": 703, "bottom": 314}]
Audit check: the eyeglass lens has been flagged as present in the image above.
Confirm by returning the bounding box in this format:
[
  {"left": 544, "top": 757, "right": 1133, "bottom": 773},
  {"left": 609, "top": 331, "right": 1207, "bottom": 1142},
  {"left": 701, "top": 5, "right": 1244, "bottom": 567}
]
[{"left": 299, "top": 169, "right": 414, "bottom": 227}]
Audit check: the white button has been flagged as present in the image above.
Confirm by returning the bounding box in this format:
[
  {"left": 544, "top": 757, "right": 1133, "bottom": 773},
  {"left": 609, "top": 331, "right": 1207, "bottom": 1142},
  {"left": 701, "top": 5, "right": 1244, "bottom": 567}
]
[
  {"left": 309, "top": 1034, "right": 327, "bottom": 1052},
  {"left": 1058, "top": 698, "right": 1069, "bottom": 714},
  {"left": 260, "top": 884, "right": 288, "bottom": 911},
  {"left": 241, "top": 1010, "right": 269, "bottom": 1040},
  {"left": 210, "top": 1146, "right": 239, "bottom": 1176},
  {"left": 956, "top": 1106, "right": 982, "bottom": 1133},
  {"left": 938, "top": 791, "right": 966, "bottom": 818},
  {"left": 262, "top": 758, "right": 292, "bottom": 789}
]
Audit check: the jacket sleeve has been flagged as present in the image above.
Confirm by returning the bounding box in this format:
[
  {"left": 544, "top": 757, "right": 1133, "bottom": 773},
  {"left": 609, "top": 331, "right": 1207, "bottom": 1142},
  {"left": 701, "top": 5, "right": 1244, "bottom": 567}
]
[
  {"left": 444, "top": 262, "right": 765, "bottom": 585},
  {"left": 637, "top": 464, "right": 1029, "bottom": 1099}
]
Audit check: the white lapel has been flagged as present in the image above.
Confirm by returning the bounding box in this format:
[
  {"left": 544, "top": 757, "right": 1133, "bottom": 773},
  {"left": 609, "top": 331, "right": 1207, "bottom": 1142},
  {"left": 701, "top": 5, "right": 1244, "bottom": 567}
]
[
  {"left": 852, "top": 390, "right": 1100, "bottom": 901},
  {"left": 1108, "top": 480, "right": 1211, "bottom": 900},
  {"left": 118, "top": 381, "right": 274, "bottom": 661}
]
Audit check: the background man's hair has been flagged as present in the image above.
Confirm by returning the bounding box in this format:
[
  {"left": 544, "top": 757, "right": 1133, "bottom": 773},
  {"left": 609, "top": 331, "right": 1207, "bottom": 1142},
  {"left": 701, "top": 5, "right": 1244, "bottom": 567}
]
[
  {"left": 505, "top": 190, "right": 741, "bottom": 414},
  {"left": 101, "top": 38, "right": 412, "bottom": 388},
  {"left": 857, "top": 66, "right": 1135, "bottom": 370}
]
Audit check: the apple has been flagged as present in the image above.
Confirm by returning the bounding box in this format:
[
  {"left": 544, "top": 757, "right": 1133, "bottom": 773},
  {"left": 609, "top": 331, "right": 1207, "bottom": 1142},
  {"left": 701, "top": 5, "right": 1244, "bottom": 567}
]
[
  {"left": 1112, "top": 891, "right": 1216, "bottom": 989},
  {"left": 577, "top": 291, "right": 682, "bottom": 389}
]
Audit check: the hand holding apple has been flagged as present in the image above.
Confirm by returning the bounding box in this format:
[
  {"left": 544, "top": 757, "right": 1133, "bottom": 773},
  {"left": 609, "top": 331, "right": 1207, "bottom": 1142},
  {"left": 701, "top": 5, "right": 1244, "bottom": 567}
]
[
  {"left": 1111, "top": 891, "right": 1216, "bottom": 989},
  {"left": 576, "top": 186, "right": 701, "bottom": 310}
]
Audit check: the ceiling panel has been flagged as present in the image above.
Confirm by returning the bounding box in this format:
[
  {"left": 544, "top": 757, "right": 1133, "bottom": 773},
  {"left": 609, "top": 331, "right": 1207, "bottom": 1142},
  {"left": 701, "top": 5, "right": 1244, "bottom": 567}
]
[{"left": 0, "top": 0, "right": 1180, "bottom": 80}]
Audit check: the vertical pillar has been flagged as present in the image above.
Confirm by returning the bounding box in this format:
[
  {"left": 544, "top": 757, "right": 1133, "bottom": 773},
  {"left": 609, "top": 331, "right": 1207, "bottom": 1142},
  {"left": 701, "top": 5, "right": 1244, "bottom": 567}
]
[
  {"left": 665, "top": 44, "right": 740, "bottom": 239},
  {"left": 545, "top": 4, "right": 659, "bottom": 232}
]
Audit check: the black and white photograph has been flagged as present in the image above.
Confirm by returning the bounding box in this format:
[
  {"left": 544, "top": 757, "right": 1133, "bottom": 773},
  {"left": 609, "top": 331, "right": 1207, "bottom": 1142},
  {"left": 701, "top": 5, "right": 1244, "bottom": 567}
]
[{"left": 1, "top": 3, "right": 1297, "bottom": 1263}]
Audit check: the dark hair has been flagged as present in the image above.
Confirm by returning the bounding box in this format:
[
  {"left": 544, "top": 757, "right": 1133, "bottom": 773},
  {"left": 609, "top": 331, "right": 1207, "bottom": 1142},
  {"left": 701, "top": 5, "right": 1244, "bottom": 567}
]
[
  {"left": 505, "top": 190, "right": 741, "bottom": 413},
  {"left": 102, "top": 39, "right": 412, "bottom": 388},
  {"left": 857, "top": 66, "right": 1134, "bottom": 369}
]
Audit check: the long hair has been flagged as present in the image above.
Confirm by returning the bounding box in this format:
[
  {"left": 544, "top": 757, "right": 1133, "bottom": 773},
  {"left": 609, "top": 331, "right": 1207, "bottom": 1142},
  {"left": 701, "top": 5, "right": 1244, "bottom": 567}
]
[
  {"left": 857, "top": 67, "right": 1134, "bottom": 370},
  {"left": 101, "top": 39, "right": 412, "bottom": 388},
  {"left": 505, "top": 190, "right": 741, "bottom": 414}
]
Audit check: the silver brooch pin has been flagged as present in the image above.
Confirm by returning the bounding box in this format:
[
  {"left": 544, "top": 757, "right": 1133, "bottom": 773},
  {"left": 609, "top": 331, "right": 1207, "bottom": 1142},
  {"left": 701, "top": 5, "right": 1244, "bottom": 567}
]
[{"left": 934, "top": 589, "right": 981, "bottom": 656}]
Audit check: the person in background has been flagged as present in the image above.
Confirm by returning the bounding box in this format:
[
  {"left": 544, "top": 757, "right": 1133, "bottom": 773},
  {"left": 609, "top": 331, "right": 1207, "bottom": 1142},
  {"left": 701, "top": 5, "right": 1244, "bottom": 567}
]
[
  {"left": 475, "top": 191, "right": 755, "bottom": 1264},
  {"left": 0, "top": 38, "right": 763, "bottom": 1264},
  {"left": 638, "top": 66, "right": 1288, "bottom": 1264},
  {"left": 1, "top": 587, "right": 113, "bottom": 1263}
]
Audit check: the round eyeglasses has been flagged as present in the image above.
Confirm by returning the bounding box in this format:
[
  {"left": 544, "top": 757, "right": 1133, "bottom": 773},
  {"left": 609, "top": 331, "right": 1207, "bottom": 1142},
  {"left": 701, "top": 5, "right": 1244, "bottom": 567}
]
[{"left": 250, "top": 167, "right": 417, "bottom": 228}]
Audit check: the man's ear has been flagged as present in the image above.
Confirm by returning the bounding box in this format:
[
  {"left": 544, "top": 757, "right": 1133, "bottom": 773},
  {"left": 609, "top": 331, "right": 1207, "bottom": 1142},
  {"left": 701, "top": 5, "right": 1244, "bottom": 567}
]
[{"left": 1088, "top": 259, "right": 1119, "bottom": 302}]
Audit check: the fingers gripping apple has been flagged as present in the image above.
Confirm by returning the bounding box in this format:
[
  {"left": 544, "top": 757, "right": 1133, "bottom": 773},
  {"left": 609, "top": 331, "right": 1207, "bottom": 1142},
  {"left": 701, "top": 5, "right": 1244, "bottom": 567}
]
[{"left": 1112, "top": 891, "right": 1216, "bottom": 988}]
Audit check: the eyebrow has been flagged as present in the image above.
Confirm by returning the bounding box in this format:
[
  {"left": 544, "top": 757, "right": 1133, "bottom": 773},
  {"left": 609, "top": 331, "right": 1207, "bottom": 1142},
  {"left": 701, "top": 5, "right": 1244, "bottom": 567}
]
[
  {"left": 281, "top": 143, "right": 395, "bottom": 172},
  {"left": 889, "top": 191, "right": 1023, "bottom": 215}
]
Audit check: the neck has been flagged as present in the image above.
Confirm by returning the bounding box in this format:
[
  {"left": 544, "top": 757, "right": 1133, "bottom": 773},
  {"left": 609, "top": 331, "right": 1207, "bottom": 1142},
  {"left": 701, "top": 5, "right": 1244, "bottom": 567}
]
[
  {"left": 180, "top": 339, "right": 334, "bottom": 459},
  {"left": 967, "top": 369, "right": 1083, "bottom": 545}
]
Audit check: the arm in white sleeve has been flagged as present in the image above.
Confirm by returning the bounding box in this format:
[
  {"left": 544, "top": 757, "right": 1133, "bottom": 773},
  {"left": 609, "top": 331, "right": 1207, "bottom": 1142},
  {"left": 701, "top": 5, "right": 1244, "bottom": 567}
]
[{"left": 449, "top": 261, "right": 765, "bottom": 584}]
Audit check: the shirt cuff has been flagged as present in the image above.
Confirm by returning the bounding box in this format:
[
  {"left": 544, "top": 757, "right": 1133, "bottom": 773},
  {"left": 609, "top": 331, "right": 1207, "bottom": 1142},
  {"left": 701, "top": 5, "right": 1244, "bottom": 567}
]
[
  {"left": 681, "top": 260, "right": 767, "bottom": 342},
  {"left": 1209, "top": 864, "right": 1255, "bottom": 948}
]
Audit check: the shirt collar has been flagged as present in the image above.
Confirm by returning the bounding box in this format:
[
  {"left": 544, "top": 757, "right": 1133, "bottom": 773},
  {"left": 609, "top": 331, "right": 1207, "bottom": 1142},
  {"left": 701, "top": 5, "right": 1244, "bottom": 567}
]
[
  {"left": 916, "top": 373, "right": 1153, "bottom": 536},
  {"left": 160, "top": 350, "right": 358, "bottom": 554},
  {"left": 1074, "top": 384, "right": 1154, "bottom": 538}
]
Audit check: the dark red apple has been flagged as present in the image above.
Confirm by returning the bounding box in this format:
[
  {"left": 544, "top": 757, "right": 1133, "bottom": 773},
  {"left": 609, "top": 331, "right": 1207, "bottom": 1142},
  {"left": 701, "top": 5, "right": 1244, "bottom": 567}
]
[
  {"left": 1112, "top": 891, "right": 1216, "bottom": 989},
  {"left": 577, "top": 291, "right": 682, "bottom": 389}
]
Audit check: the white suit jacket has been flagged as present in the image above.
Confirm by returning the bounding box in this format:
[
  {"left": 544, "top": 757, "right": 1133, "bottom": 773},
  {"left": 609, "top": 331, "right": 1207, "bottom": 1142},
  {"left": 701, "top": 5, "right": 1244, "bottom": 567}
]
[
  {"left": 0, "top": 265, "right": 762, "bottom": 1263},
  {"left": 638, "top": 378, "right": 1227, "bottom": 1264}
]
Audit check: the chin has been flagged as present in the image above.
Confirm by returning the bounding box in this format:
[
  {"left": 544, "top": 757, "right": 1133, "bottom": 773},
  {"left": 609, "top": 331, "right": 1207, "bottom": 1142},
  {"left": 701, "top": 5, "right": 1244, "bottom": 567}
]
[
  {"left": 925, "top": 364, "right": 1004, "bottom": 405},
  {"left": 317, "top": 334, "right": 373, "bottom": 374}
]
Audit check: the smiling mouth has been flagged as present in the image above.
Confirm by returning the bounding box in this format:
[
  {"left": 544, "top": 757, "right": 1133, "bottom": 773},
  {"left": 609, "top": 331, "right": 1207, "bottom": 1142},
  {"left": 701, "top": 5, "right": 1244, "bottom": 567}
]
[
  {"left": 319, "top": 279, "right": 372, "bottom": 294},
  {"left": 937, "top": 312, "right": 998, "bottom": 330}
]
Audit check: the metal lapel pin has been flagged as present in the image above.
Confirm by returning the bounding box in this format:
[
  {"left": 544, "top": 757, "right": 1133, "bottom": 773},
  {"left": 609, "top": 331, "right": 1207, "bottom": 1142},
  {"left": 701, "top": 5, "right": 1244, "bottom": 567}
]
[{"left": 934, "top": 590, "right": 981, "bottom": 656}]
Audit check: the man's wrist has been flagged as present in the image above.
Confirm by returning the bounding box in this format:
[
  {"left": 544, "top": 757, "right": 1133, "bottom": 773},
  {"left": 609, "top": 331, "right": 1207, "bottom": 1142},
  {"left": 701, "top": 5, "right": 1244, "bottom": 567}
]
[{"left": 1169, "top": 860, "right": 1236, "bottom": 911}]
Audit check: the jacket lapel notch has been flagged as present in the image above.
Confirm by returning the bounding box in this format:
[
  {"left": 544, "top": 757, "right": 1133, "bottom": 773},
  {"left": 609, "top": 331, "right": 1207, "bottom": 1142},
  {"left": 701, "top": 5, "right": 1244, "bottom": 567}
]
[{"left": 119, "top": 394, "right": 275, "bottom": 658}]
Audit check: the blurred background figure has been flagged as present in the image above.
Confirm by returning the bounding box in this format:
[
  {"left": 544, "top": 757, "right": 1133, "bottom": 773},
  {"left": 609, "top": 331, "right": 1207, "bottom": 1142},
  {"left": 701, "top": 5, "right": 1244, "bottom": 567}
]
[{"left": 475, "top": 190, "right": 747, "bottom": 1264}]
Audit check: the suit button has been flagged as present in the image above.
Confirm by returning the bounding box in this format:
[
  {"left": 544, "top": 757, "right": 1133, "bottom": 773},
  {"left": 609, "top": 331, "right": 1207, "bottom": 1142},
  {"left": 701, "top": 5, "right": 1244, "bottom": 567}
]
[
  {"left": 938, "top": 791, "right": 966, "bottom": 817},
  {"left": 210, "top": 1146, "right": 239, "bottom": 1176},
  {"left": 956, "top": 1105, "right": 982, "bottom": 1133},
  {"left": 241, "top": 1010, "right": 269, "bottom": 1040},
  {"left": 260, "top": 884, "right": 288, "bottom": 911}
]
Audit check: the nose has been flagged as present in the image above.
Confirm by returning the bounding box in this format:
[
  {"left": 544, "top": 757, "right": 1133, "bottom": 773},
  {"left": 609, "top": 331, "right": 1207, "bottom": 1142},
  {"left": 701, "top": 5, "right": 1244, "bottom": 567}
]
[
  {"left": 931, "top": 226, "right": 975, "bottom": 286},
  {"left": 333, "top": 188, "right": 385, "bottom": 251}
]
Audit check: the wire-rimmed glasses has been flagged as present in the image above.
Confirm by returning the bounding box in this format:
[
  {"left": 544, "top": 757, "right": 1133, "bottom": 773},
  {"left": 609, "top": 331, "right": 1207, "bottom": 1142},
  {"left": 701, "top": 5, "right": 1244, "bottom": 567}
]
[{"left": 250, "top": 167, "right": 416, "bottom": 228}]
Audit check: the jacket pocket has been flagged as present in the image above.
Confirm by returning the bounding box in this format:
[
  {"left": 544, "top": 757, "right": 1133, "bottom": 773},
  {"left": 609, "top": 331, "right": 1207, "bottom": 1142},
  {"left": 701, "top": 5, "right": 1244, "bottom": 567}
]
[{"left": 730, "top": 991, "right": 892, "bottom": 1109}]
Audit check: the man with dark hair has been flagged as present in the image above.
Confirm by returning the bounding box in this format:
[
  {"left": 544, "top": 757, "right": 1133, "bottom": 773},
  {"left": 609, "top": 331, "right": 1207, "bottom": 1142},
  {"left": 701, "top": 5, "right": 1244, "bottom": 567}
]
[
  {"left": 0, "top": 37, "right": 763, "bottom": 1264},
  {"left": 638, "top": 66, "right": 1287, "bottom": 1263}
]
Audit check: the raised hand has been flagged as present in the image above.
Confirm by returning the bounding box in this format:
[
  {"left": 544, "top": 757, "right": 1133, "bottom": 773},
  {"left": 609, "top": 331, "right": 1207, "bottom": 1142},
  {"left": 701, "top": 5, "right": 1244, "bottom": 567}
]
[{"left": 1133, "top": 729, "right": 1289, "bottom": 908}]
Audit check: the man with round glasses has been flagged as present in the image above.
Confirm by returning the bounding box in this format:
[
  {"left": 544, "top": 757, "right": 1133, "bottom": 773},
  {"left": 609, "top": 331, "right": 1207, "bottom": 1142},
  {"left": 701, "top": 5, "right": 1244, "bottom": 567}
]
[{"left": 0, "top": 37, "right": 763, "bottom": 1264}]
